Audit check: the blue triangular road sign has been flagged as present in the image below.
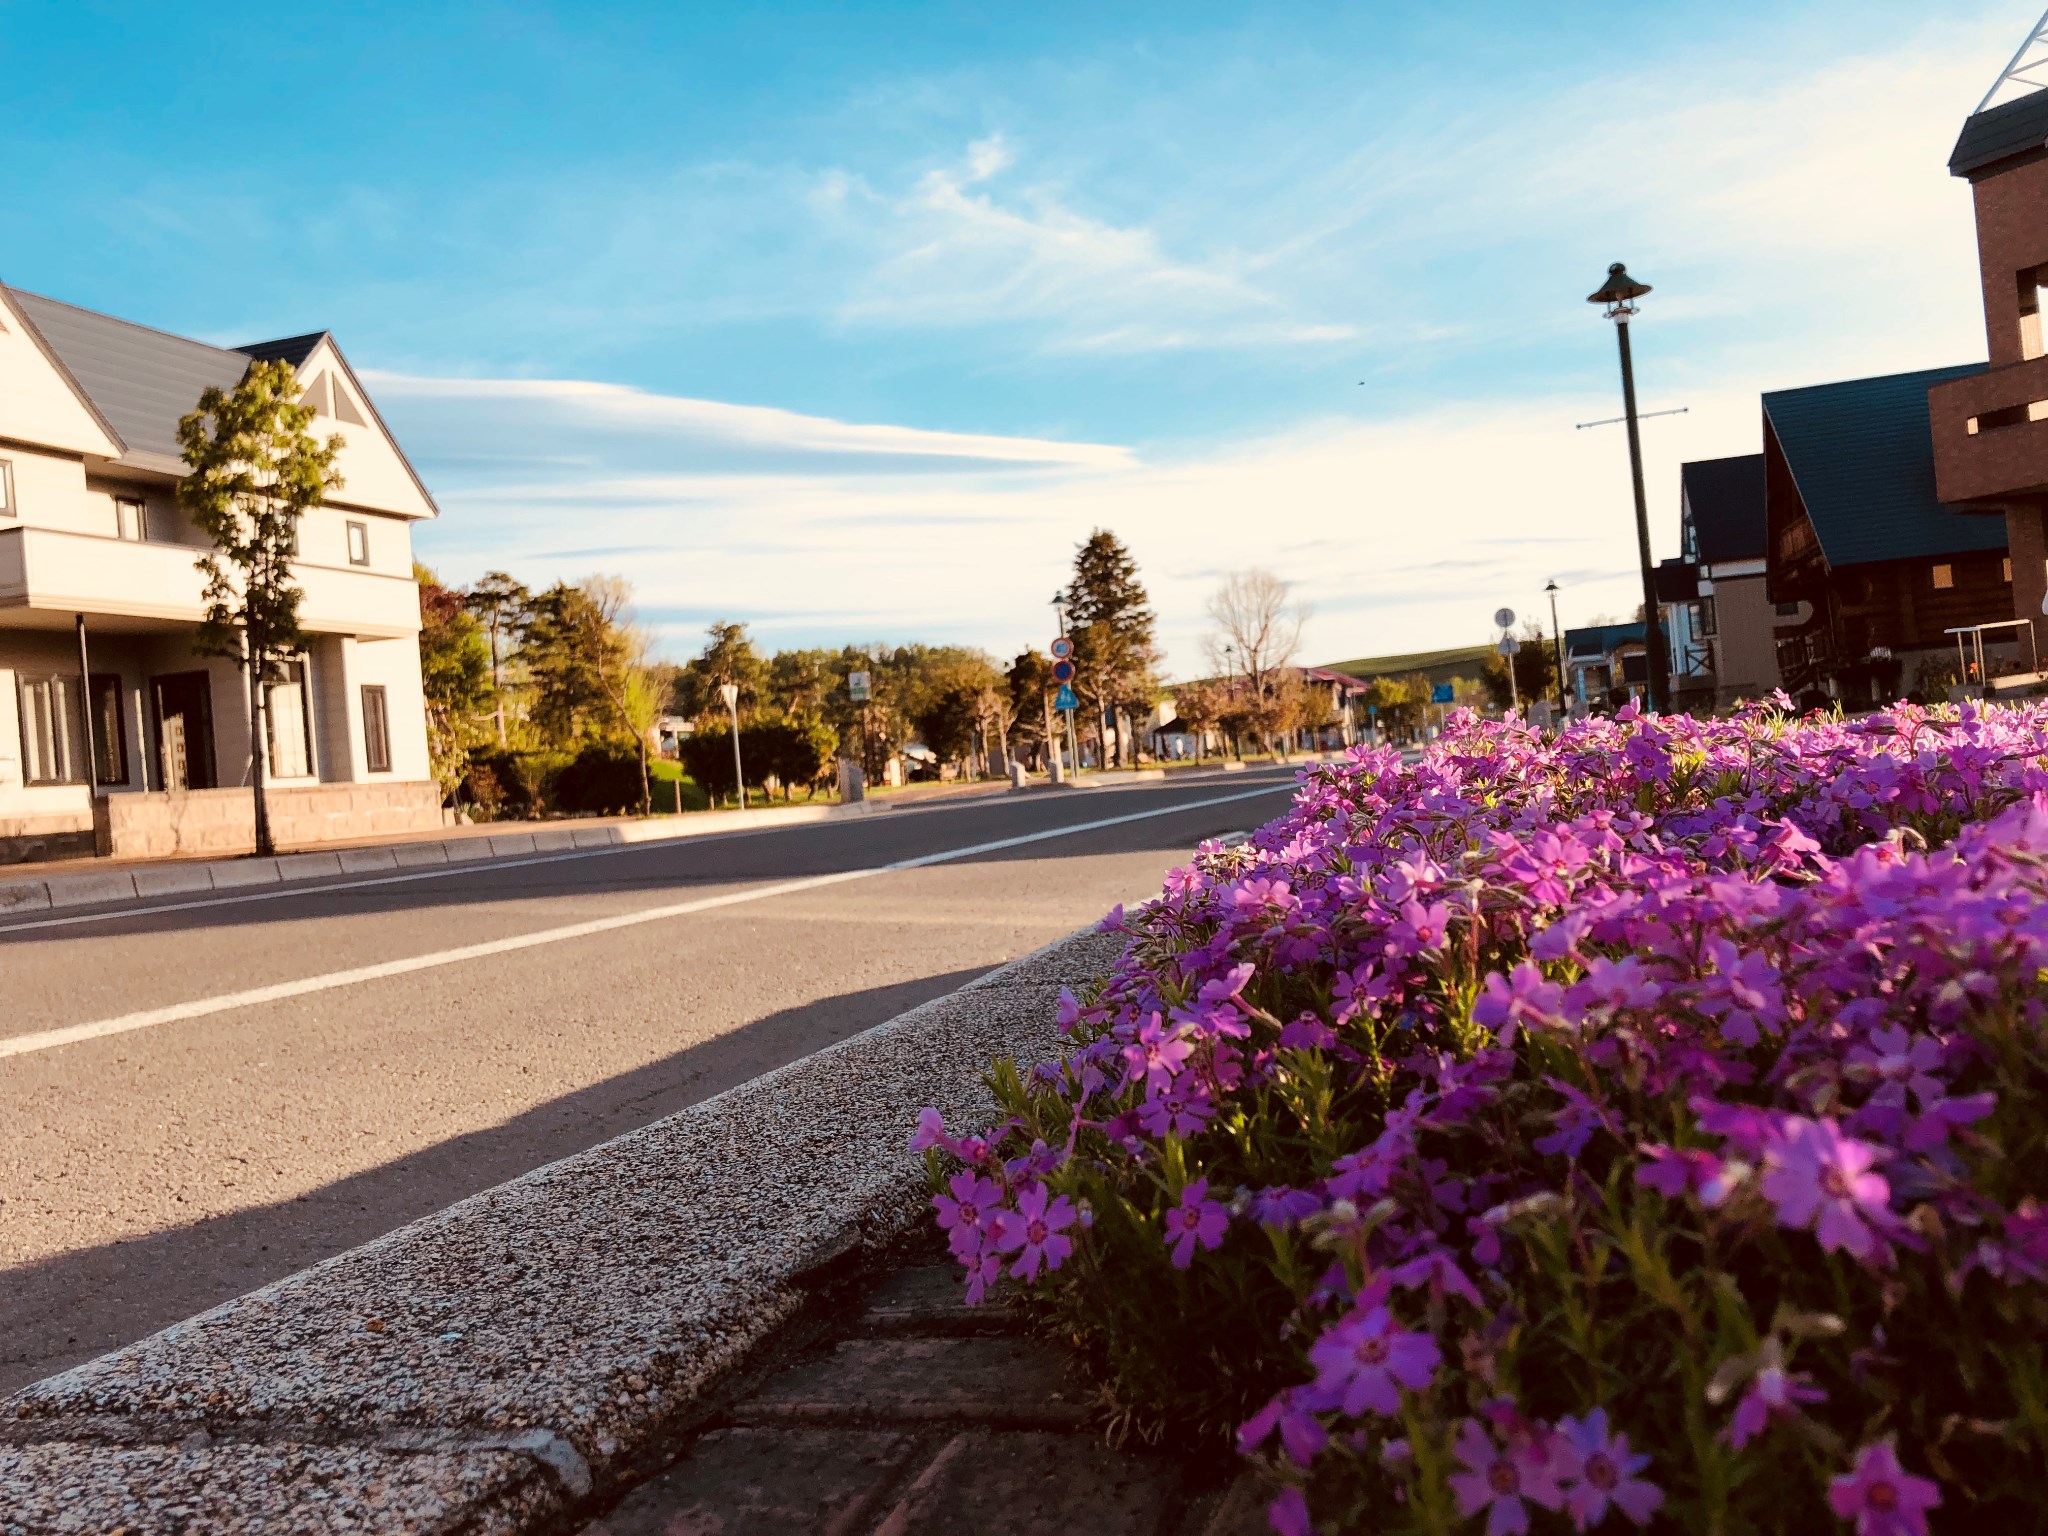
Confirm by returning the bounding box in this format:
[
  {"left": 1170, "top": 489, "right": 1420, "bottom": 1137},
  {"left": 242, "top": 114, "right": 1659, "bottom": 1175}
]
[{"left": 1055, "top": 683, "right": 1079, "bottom": 710}]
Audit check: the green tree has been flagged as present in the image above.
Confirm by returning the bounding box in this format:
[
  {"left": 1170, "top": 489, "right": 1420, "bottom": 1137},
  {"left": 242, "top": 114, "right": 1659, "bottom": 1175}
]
[
  {"left": 1170, "top": 678, "right": 1226, "bottom": 762},
  {"left": 1006, "top": 650, "right": 1059, "bottom": 770},
  {"left": 1063, "top": 530, "right": 1159, "bottom": 768},
  {"left": 463, "top": 571, "right": 531, "bottom": 745},
  {"left": 176, "top": 359, "right": 343, "bottom": 856},
  {"left": 417, "top": 565, "right": 492, "bottom": 798},
  {"left": 673, "top": 621, "right": 769, "bottom": 723},
  {"left": 521, "top": 583, "right": 611, "bottom": 747}
]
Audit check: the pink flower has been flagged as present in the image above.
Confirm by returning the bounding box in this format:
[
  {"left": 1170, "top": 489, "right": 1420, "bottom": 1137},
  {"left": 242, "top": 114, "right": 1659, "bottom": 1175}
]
[
  {"left": 1554, "top": 1408, "right": 1663, "bottom": 1529},
  {"left": 1122, "top": 1013, "right": 1192, "bottom": 1092},
  {"left": 996, "top": 1182, "right": 1076, "bottom": 1281},
  {"left": 932, "top": 1171, "right": 1003, "bottom": 1261},
  {"left": 1759, "top": 1117, "right": 1892, "bottom": 1262},
  {"left": 1164, "top": 1178, "right": 1229, "bottom": 1268},
  {"left": 1826, "top": 1441, "right": 1941, "bottom": 1536},
  {"left": 1448, "top": 1418, "right": 1564, "bottom": 1536},
  {"left": 1306, "top": 1305, "right": 1439, "bottom": 1417},
  {"left": 1472, "top": 963, "right": 1566, "bottom": 1044}
]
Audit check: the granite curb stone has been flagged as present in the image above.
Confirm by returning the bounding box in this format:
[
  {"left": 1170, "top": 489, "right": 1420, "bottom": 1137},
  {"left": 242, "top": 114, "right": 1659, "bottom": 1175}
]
[{"left": 0, "top": 924, "right": 1124, "bottom": 1532}]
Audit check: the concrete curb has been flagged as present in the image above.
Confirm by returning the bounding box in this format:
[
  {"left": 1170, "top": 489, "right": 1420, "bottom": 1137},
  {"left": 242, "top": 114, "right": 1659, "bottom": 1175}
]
[
  {"left": 0, "top": 924, "right": 1124, "bottom": 1535},
  {"left": 0, "top": 801, "right": 888, "bottom": 918}
]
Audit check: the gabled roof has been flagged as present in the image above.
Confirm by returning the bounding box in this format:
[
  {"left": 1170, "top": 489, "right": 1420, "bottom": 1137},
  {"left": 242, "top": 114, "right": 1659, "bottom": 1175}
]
[
  {"left": 1316, "top": 643, "right": 1495, "bottom": 684},
  {"left": 1762, "top": 364, "right": 2002, "bottom": 569},
  {"left": 1680, "top": 454, "right": 1766, "bottom": 565},
  {"left": 10, "top": 288, "right": 249, "bottom": 468},
  {"left": 3, "top": 287, "right": 436, "bottom": 515}
]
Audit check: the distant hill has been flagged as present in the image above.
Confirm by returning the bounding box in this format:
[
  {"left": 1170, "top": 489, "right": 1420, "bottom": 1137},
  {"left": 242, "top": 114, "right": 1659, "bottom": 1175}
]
[{"left": 1316, "top": 644, "right": 1496, "bottom": 687}]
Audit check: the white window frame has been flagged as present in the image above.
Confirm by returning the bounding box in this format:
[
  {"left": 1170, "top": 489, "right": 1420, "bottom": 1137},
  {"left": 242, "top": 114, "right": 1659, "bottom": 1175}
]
[
  {"left": 0, "top": 458, "right": 14, "bottom": 517},
  {"left": 115, "top": 495, "right": 147, "bottom": 542},
  {"left": 17, "top": 674, "right": 86, "bottom": 785}
]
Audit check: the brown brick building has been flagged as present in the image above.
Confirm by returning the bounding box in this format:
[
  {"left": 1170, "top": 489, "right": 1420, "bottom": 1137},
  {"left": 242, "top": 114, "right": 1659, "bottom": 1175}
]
[{"left": 1927, "top": 89, "right": 2048, "bottom": 658}]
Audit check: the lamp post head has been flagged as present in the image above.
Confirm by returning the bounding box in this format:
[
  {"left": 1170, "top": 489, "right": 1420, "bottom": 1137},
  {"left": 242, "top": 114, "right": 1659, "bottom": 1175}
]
[
  {"left": 1545, "top": 579, "right": 1559, "bottom": 595},
  {"left": 718, "top": 682, "right": 739, "bottom": 711},
  {"left": 1587, "top": 261, "right": 1650, "bottom": 320}
]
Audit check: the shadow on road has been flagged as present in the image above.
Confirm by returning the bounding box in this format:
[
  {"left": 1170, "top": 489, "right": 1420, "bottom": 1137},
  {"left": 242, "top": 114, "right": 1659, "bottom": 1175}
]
[{"left": 0, "top": 963, "right": 992, "bottom": 1397}]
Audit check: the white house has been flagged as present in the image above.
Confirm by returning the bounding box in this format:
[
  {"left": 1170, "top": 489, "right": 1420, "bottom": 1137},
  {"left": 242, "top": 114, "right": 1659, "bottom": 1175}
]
[{"left": 0, "top": 284, "right": 440, "bottom": 862}]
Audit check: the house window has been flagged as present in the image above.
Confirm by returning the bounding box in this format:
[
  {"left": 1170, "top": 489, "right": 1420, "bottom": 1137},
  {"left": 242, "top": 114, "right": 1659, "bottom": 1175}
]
[
  {"left": 361, "top": 684, "right": 391, "bottom": 773},
  {"left": 1774, "top": 600, "right": 1801, "bottom": 618},
  {"left": 115, "top": 496, "right": 146, "bottom": 541},
  {"left": 2006, "top": 557, "right": 2015, "bottom": 583},
  {"left": 0, "top": 458, "right": 13, "bottom": 517},
  {"left": 264, "top": 659, "right": 313, "bottom": 779},
  {"left": 1932, "top": 563, "right": 1954, "bottom": 590},
  {"left": 1693, "top": 596, "right": 1718, "bottom": 638},
  {"left": 346, "top": 520, "right": 370, "bottom": 566},
  {"left": 17, "top": 675, "right": 86, "bottom": 784},
  {"left": 90, "top": 675, "right": 127, "bottom": 785}
]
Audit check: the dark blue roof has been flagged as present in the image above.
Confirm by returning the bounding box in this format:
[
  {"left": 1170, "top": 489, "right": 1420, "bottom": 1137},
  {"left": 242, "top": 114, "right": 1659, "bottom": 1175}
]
[
  {"left": 1762, "top": 364, "right": 2001, "bottom": 569},
  {"left": 1565, "top": 621, "right": 1646, "bottom": 660}
]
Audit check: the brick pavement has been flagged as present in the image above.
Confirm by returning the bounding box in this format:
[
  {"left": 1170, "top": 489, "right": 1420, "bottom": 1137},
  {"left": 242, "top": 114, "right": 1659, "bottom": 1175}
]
[{"left": 578, "top": 1261, "right": 1272, "bottom": 1536}]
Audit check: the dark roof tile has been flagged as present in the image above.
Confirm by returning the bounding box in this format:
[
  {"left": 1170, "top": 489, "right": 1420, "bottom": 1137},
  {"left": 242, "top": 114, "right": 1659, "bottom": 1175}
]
[
  {"left": 1950, "top": 89, "right": 2048, "bottom": 177},
  {"left": 1762, "top": 364, "right": 2002, "bottom": 568}
]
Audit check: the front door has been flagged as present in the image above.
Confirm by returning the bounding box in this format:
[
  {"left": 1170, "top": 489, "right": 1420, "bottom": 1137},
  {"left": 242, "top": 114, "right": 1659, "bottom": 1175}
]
[{"left": 152, "top": 672, "right": 216, "bottom": 791}]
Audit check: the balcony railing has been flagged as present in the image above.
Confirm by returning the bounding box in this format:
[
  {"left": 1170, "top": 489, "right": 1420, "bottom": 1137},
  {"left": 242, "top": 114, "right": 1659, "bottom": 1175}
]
[{"left": 0, "top": 525, "right": 419, "bottom": 637}]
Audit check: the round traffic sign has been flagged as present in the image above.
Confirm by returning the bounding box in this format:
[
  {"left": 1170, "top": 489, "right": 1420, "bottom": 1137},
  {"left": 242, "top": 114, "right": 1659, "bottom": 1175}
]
[
  {"left": 1051, "top": 658, "right": 1076, "bottom": 682},
  {"left": 1050, "top": 636, "right": 1074, "bottom": 659},
  {"left": 1493, "top": 607, "right": 1516, "bottom": 630}
]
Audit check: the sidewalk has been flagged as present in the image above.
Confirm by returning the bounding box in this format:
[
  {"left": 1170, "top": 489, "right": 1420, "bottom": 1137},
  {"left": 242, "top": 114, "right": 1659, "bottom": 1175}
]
[{"left": 584, "top": 1248, "right": 1268, "bottom": 1536}]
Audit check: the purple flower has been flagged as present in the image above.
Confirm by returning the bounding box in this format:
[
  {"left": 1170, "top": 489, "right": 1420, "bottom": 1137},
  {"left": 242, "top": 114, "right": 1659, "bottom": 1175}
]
[
  {"left": 1306, "top": 1306, "right": 1440, "bottom": 1416},
  {"left": 1536, "top": 1082, "right": 1616, "bottom": 1159},
  {"left": 1449, "top": 1417, "right": 1565, "bottom": 1536},
  {"left": 1122, "top": 1013, "right": 1193, "bottom": 1092},
  {"left": 1826, "top": 1441, "right": 1941, "bottom": 1536},
  {"left": 1759, "top": 1117, "right": 1892, "bottom": 1262},
  {"left": 996, "top": 1182, "right": 1076, "bottom": 1281},
  {"left": 1266, "top": 1486, "right": 1313, "bottom": 1536},
  {"left": 1164, "top": 1178, "right": 1229, "bottom": 1268},
  {"left": 1634, "top": 1144, "right": 1741, "bottom": 1206},
  {"left": 1138, "top": 1083, "right": 1214, "bottom": 1138},
  {"left": 1472, "top": 963, "right": 1566, "bottom": 1044},
  {"left": 1554, "top": 1408, "right": 1663, "bottom": 1529},
  {"left": 1723, "top": 1364, "right": 1826, "bottom": 1449},
  {"left": 932, "top": 1171, "right": 1003, "bottom": 1261}
]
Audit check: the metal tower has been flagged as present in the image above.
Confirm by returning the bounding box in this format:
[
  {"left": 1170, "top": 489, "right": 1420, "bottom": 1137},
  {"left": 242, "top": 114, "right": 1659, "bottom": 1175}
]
[{"left": 1978, "top": 7, "right": 2048, "bottom": 113}]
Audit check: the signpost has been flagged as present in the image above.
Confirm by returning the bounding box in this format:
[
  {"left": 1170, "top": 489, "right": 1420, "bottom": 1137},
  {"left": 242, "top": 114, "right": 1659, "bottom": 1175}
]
[
  {"left": 847, "top": 671, "right": 871, "bottom": 702},
  {"left": 1049, "top": 637, "right": 1080, "bottom": 775},
  {"left": 1494, "top": 609, "right": 1521, "bottom": 713}
]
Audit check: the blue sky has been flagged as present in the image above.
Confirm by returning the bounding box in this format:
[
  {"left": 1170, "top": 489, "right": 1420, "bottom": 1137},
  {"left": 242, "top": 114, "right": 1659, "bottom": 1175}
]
[{"left": 1, "top": 1, "right": 2031, "bottom": 671}]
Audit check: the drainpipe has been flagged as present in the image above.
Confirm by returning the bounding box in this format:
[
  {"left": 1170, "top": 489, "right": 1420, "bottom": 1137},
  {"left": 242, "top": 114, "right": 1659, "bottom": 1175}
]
[{"left": 74, "top": 614, "right": 100, "bottom": 796}]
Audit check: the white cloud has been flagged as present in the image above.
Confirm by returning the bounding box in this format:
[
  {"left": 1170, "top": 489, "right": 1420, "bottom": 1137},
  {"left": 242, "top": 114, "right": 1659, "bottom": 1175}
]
[{"left": 400, "top": 366, "right": 1760, "bottom": 675}]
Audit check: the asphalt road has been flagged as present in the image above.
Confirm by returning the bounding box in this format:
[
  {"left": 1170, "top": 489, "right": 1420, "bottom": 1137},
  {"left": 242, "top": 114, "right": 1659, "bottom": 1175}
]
[{"left": 0, "top": 769, "right": 1296, "bottom": 1394}]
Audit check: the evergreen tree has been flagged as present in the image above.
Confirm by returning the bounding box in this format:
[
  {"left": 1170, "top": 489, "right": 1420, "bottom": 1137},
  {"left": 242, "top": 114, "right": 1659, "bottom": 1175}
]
[
  {"left": 177, "top": 359, "right": 342, "bottom": 857},
  {"left": 1063, "top": 530, "right": 1159, "bottom": 767}
]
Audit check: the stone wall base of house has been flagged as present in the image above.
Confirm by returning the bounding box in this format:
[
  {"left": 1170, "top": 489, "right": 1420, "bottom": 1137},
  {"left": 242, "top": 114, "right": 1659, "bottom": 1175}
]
[
  {"left": 92, "top": 780, "right": 446, "bottom": 860},
  {"left": 0, "top": 812, "right": 97, "bottom": 866}
]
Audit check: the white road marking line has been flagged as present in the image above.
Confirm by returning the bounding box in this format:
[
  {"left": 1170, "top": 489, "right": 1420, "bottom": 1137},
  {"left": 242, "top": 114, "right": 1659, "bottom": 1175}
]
[
  {"left": 0, "top": 772, "right": 1293, "bottom": 937},
  {"left": 0, "top": 784, "right": 1291, "bottom": 1062}
]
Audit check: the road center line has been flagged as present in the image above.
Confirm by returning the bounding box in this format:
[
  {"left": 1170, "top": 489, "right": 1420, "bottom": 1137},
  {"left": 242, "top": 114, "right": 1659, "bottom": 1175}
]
[{"left": 0, "top": 784, "right": 1289, "bottom": 1062}]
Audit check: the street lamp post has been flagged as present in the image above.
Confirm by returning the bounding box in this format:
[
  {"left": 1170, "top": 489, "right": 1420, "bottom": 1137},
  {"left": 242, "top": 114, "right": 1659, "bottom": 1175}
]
[
  {"left": 1587, "top": 262, "right": 1670, "bottom": 714},
  {"left": 719, "top": 681, "right": 745, "bottom": 809},
  {"left": 1545, "top": 579, "right": 1567, "bottom": 715}
]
